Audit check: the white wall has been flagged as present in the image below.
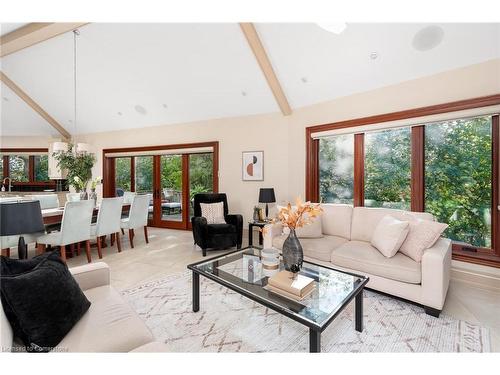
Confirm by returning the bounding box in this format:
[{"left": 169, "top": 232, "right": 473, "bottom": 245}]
[{"left": 1, "top": 59, "right": 499, "bottom": 223}]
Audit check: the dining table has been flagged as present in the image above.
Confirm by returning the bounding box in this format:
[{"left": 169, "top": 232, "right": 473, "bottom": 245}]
[{"left": 41, "top": 203, "right": 131, "bottom": 225}]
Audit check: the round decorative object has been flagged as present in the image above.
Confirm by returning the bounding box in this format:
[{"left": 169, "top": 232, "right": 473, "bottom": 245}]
[
  {"left": 89, "top": 188, "right": 97, "bottom": 206},
  {"left": 79, "top": 190, "right": 88, "bottom": 200},
  {"left": 282, "top": 229, "right": 303, "bottom": 273}
]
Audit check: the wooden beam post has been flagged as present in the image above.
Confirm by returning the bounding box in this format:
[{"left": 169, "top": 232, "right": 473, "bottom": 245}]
[
  {"left": 0, "top": 71, "right": 71, "bottom": 139},
  {"left": 239, "top": 23, "right": 292, "bottom": 116},
  {"left": 0, "top": 23, "right": 88, "bottom": 57}
]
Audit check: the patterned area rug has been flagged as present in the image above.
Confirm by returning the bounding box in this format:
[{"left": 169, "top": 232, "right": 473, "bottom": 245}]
[{"left": 122, "top": 272, "right": 491, "bottom": 353}]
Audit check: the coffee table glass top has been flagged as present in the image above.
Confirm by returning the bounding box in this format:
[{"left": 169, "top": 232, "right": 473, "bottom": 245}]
[{"left": 189, "top": 247, "right": 368, "bottom": 329}]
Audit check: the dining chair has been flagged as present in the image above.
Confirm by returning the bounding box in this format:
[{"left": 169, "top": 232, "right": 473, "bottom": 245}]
[
  {"left": 91, "top": 197, "right": 124, "bottom": 258},
  {"left": 66, "top": 193, "right": 81, "bottom": 202},
  {"left": 120, "top": 194, "right": 150, "bottom": 248},
  {"left": 30, "top": 194, "right": 59, "bottom": 209},
  {"left": 36, "top": 200, "right": 94, "bottom": 262},
  {"left": 122, "top": 191, "right": 137, "bottom": 204}
]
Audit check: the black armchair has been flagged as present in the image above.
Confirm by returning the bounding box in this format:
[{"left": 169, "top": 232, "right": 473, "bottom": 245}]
[{"left": 191, "top": 193, "right": 243, "bottom": 256}]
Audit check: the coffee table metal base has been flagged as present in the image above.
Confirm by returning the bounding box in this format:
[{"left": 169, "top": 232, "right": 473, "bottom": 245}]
[{"left": 191, "top": 270, "right": 365, "bottom": 353}]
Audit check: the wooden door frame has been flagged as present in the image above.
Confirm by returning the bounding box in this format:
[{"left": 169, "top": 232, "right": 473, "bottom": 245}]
[{"left": 102, "top": 141, "right": 219, "bottom": 230}]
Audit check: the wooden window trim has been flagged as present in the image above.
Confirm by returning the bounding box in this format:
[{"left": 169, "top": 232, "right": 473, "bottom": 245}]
[
  {"left": 0, "top": 147, "right": 53, "bottom": 186},
  {"left": 353, "top": 134, "right": 364, "bottom": 207},
  {"left": 306, "top": 94, "right": 500, "bottom": 267}
]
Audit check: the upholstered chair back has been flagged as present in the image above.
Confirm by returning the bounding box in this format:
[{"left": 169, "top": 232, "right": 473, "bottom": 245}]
[
  {"left": 193, "top": 193, "right": 228, "bottom": 218},
  {"left": 95, "top": 197, "right": 123, "bottom": 236},
  {"left": 59, "top": 200, "right": 94, "bottom": 245},
  {"left": 122, "top": 191, "right": 137, "bottom": 204},
  {"left": 66, "top": 193, "right": 81, "bottom": 202},
  {"left": 30, "top": 194, "right": 59, "bottom": 209},
  {"left": 127, "top": 194, "right": 150, "bottom": 229}
]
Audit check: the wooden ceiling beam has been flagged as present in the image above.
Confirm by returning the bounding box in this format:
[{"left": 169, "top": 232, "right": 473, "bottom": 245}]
[
  {"left": 0, "top": 22, "right": 88, "bottom": 57},
  {"left": 0, "top": 71, "right": 71, "bottom": 139},
  {"left": 239, "top": 23, "right": 292, "bottom": 116}
]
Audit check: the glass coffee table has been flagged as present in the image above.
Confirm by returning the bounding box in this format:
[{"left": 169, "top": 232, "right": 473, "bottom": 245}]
[{"left": 187, "top": 247, "right": 369, "bottom": 352}]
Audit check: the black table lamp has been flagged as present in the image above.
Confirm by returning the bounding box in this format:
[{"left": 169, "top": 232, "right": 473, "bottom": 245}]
[
  {"left": 0, "top": 201, "right": 45, "bottom": 259},
  {"left": 258, "top": 188, "right": 276, "bottom": 221}
]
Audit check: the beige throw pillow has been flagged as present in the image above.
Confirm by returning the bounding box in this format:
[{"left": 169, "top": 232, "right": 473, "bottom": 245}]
[
  {"left": 399, "top": 218, "right": 448, "bottom": 262},
  {"left": 200, "top": 202, "right": 226, "bottom": 224},
  {"left": 371, "top": 215, "right": 409, "bottom": 258}
]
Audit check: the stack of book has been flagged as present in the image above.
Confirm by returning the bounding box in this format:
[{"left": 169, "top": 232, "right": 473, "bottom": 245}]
[{"left": 267, "top": 271, "right": 315, "bottom": 301}]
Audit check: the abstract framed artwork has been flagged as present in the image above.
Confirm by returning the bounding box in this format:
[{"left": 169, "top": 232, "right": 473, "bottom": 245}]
[{"left": 242, "top": 151, "right": 264, "bottom": 181}]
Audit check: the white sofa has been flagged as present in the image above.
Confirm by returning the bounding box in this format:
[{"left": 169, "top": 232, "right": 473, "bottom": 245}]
[
  {"left": 1, "top": 262, "right": 168, "bottom": 352},
  {"left": 264, "top": 204, "right": 452, "bottom": 316}
]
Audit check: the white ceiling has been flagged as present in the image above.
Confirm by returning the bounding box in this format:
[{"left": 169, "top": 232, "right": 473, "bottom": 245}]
[
  {"left": 0, "top": 23, "right": 28, "bottom": 36},
  {"left": 0, "top": 22, "right": 499, "bottom": 136}
]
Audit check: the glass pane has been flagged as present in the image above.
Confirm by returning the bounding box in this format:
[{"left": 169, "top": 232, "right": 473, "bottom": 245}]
[
  {"left": 34, "top": 155, "right": 49, "bottom": 181},
  {"left": 319, "top": 134, "right": 354, "bottom": 204},
  {"left": 189, "top": 153, "right": 213, "bottom": 218},
  {"left": 115, "top": 157, "right": 131, "bottom": 194},
  {"left": 160, "top": 155, "right": 182, "bottom": 222},
  {"left": 135, "top": 156, "right": 154, "bottom": 220},
  {"left": 8, "top": 155, "right": 29, "bottom": 182},
  {"left": 425, "top": 116, "right": 492, "bottom": 248},
  {"left": 364, "top": 127, "right": 411, "bottom": 209},
  {"left": 0, "top": 155, "right": 3, "bottom": 178}
]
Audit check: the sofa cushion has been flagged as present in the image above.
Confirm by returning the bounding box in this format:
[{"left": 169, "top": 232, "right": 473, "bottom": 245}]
[
  {"left": 400, "top": 218, "right": 448, "bottom": 262},
  {"left": 370, "top": 215, "right": 409, "bottom": 257},
  {"left": 273, "top": 234, "right": 348, "bottom": 262},
  {"left": 331, "top": 240, "right": 421, "bottom": 284},
  {"left": 351, "top": 207, "right": 434, "bottom": 242},
  {"left": 57, "top": 285, "right": 153, "bottom": 352},
  {"left": 320, "top": 204, "right": 353, "bottom": 239},
  {"left": 295, "top": 214, "right": 323, "bottom": 238}
]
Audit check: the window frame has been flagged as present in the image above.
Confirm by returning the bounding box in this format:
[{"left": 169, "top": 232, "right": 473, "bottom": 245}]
[
  {"left": 306, "top": 94, "right": 500, "bottom": 267},
  {"left": 0, "top": 148, "right": 54, "bottom": 186}
]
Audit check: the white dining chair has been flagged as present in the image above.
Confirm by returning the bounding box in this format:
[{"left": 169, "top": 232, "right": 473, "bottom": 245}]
[
  {"left": 36, "top": 200, "right": 94, "bottom": 262},
  {"left": 120, "top": 194, "right": 150, "bottom": 248},
  {"left": 30, "top": 194, "right": 59, "bottom": 209},
  {"left": 66, "top": 193, "right": 81, "bottom": 202},
  {"left": 122, "top": 191, "right": 137, "bottom": 204},
  {"left": 91, "top": 197, "right": 124, "bottom": 258}
]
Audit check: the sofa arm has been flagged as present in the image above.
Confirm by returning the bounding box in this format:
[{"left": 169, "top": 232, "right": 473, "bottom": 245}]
[
  {"left": 70, "top": 262, "right": 110, "bottom": 291},
  {"left": 263, "top": 223, "right": 284, "bottom": 248},
  {"left": 421, "top": 237, "right": 452, "bottom": 310}
]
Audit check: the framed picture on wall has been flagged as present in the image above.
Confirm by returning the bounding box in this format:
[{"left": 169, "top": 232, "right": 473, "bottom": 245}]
[{"left": 242, "top": 151, "right": 264, "bottom": 181}]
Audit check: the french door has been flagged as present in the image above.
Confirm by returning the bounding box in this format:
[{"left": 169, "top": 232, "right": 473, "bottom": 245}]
[{"left": 103, "top": 142, "right": 218, "bottom": 230}]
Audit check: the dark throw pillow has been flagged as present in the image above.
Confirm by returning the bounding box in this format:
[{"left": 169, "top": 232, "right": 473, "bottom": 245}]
[{"left": 0, "top": 251, "right": 91, "bottom": 352}]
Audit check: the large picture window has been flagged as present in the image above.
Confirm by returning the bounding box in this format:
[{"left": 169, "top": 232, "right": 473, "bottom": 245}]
[
  {"left": 307, "top": 95, "right": 500, "bottom": 266},
  {"left": 425, "top": 116, "right": 493, "bottom": 248},
  {"left": 319, "top": 134, "right": 354, "bottom": 204},
  {"left": 364, "top": 127, "right": 411, "bottom": 210}
]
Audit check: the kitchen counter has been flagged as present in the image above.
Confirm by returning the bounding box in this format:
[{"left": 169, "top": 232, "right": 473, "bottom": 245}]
[{"left": 0, "top": 191, "right": 68, "bottom": 205}]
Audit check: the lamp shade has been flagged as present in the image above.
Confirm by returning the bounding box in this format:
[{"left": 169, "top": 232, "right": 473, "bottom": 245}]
[
  {"left": 258, "top": 188, "right": 276, "bottom": 204},
  {"left": 0, "top": 201, "right": 45, "bottom": 236},
  {"left": 52, "top": 141, "right": 69, "bottom": 152}
]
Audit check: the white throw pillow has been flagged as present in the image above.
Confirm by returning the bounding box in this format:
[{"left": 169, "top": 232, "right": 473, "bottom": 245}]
[
  {"left": 399, "top": 218, "right": 448, "bottom": 262},
  {"left": 371, "top": 215, "right": 410, "bottom": 258},
  {"left": 200, "top": 202, "right": 226, "bottom": 224}
]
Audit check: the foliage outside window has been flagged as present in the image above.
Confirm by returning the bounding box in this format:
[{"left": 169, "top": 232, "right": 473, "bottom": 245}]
[
  {"left": 364, "top": 127, "right": 411, "bottom": 210},
  {"left": 53, "top": 144, "right": 96, "bottom": 191},
  {"left": 425, "top": 116, "right": 492, "bottom": 248},
  {"left": 0, "top": 154, "right": 3, "bottom": 178},
  {"left": 319, "top": 134, "right": 354, "bottom": 204},
  {"left": 189, "top": 153, "right": 213, "bottom": 200},
  {"left": 8, "top": 155, "right": 29, "bottom": 182},
  {"left": 34, "top": 155, "right": 49, "bottom": 181},
  {"left": 135, "top": 156, "right": 153, "bottom": 194},
  {"left": 115, "top": 157, "right": 131, "bottom": 192}
]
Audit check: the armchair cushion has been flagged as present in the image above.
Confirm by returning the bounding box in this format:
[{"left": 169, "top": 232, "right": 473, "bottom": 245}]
[
  {"left": 207, "top": 223, "right": 237, "bottom": 235},
  {"left": 0, "top": 251, "right": 90, "bottom": 351}
]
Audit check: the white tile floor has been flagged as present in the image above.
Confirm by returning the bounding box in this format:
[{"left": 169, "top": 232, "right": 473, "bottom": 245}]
[{"left": 64, "top": 226, "right": 500, "bottom": 352}]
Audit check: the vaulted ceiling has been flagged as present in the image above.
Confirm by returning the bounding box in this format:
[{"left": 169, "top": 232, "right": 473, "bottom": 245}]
[{"left": 1, "top": 22, "right": 499, "bottom": 136}]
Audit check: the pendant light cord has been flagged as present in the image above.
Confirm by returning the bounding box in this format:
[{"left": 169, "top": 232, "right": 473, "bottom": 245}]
[{"left": 73, "top": 29, "right": 79, "bottom": 147}]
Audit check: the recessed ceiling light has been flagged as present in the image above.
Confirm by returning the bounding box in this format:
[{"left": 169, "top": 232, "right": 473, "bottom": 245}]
[
  {"left": 301, "top": 77, "right": 308, "bottom": 83},
  {"left": 3, "top": 97, "right": 9, "bottom": 101},
  {"left": 162, "top": 104, "right": 168, "bottom": 109},
  {"left": 316, "top": 23, "right": 347, "bottom": 35},
  {"left": 241, "top": 91, "right": 247, "bottom": 97},
  {"left": 412, "top": 25, "right": 444, "bottom": 51},
  {"left": 370, "top": 52, "right": 378, "bottom": 60},
  {"left": 134, "top": 105, "right": 147, "bottom": 115},
  {"left": 68, "top": 119, "right": 73, "bottom": 123},
  {"left": 117, "top": 112, "right": 123, "bottom": 116}
]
